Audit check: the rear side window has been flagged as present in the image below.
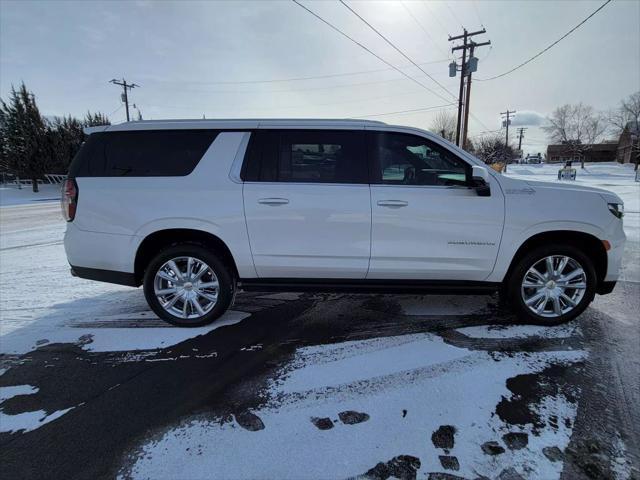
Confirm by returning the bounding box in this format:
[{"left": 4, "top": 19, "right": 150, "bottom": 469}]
[
  {"left": 242, "top": 130, "right": 367, "bottom": 184},
  {"left": 69, "top": 130, "right": 219, "bottom": 177},
  {"left": 68, "top": 133, "right": 107, "bottom": 177}
]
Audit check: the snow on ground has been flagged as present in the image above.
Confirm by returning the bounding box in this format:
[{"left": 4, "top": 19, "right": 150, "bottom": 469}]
[
  {"left": 0, "top": 184, "right": 62, "bottom": 207},
  {"left": 506, "top": 162, "right": 639, "bottom": 239},
  {"left": 0, "top": 202, "right": 250, "bottom": 355},
  {"left": 123, "top": 333, "right": 584, "bottom": 480},
  {"left": 0, "top": 405, "right": 75, "bottom": 434},
  {"left": 0, "top": 382, "right": 77, "bottom": 434},
  {"left": 457, "top": 322, "right": 579, "bottom": 340},
  {"left": 0, "top": 384, "right": 38, "bottom": 403},
  {"left": 506, "top": 162, "right": 640, "bottom": 283}
]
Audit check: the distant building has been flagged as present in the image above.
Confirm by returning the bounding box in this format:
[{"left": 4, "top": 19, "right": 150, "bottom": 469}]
[
  {"left": 616, "top": 121, "right": 639, "bottom": 165},
  {"left": 546, "top": 142, "right": 618, "bottom": 163}
]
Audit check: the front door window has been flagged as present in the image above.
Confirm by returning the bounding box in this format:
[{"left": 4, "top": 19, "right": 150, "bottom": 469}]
[{"left": 370, "top": 132, "right": 470, "bottom": 187}]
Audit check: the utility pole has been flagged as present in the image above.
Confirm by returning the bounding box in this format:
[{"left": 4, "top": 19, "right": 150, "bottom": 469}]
[
  {"left": 109, "top": 78, "right": 139, "bottom": 122},
  {"left": 451, "top": 29, "right": 467, "bottom": 147},
  {"left": 449, "top": 29, "right": 490, "bottom": 148},
  {"left": 501, "top": 110, "right": 516, "bottom": 170},
  {"left": 501, "top": 110, "right": 516, "bottom": 146},
  {"left": 462, "top": 42, "right": 489, "bottom": 149},
  {"left": 516, "top": 127, "right": 527, "bottom": 151}
]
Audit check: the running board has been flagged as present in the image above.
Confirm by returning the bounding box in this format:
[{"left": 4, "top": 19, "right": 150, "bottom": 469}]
[{"left": 238, "top": 278, "right": 501, "bottom": 295}]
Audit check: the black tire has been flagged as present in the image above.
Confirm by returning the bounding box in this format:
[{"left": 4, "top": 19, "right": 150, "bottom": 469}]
[
  {"left": 507, "top": 244, "right": 597, "bottom": 325},
  {"left": 143, "top": 244, "right": 235, "bottom": 327}
]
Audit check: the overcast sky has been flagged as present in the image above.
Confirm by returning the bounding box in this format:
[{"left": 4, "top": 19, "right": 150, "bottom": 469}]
[{"left": 1, "top": 0, "right": 638, "bottom": 153}]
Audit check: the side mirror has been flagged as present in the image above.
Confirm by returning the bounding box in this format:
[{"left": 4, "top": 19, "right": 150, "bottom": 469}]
[{"left": 471, "top": 165, "right": 491, "bottom": 197}]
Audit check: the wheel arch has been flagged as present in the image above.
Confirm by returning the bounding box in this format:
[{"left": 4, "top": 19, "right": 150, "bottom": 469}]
[
  {"left": 134, "top": 228, "right": 239, "bottom": 285},
  {"left": 504, "top": 230, "right": 607, "bottom": 288}
]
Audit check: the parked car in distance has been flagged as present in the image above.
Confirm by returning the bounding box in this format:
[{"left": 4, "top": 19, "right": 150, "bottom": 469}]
[
  {"left": 62, "top": 119, "right": 626, "bottom": 327},
  {"left": 523, "top": 153, "right": 543, "bottom": 164}
]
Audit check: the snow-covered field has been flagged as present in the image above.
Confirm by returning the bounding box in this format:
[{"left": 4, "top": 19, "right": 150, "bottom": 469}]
[
  {"left": 0, "top": 184, "right": 62, "bottom": 207},
  {"left": 506, "top": 162, "right": 639, "bottom": 239},
  {"left": 1, "top": 162, "right": 638, "bottom": 478}
]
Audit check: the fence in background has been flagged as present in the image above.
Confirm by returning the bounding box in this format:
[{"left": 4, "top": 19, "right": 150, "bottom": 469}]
[{"left": 0, "top": 173, "right": 67, "bottom": 188}]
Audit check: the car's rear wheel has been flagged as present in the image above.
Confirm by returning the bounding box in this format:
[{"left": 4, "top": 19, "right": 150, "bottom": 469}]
[
  {"left": 143, "top": 244, "right": 234, "bottom": 327},
  {"left": 508, "top": 245, "right": 597, "bottom": 325}
]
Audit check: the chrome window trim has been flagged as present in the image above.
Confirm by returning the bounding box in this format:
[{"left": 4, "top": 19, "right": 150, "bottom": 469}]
[
  {"left": 371, "top": 183, "right": 475, "bottom": 190},
  {"left": 242, "top": 181, "right": 369, "bottom": 188}
]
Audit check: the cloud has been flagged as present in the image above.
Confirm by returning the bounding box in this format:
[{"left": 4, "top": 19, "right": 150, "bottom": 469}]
[{"left": 510, "top": 111, "right": 546, "bottom": 126}]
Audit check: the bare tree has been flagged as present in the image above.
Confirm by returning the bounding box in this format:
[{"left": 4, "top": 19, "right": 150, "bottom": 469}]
[
  {"left": 542, "top": 103, "right": 608, "bottom": 168},
  {"left": 608, "top": 91, "right": 639, "bottom": 170},
  {"left": 430, "top": 110, "right": 456, "bottom": 143}
]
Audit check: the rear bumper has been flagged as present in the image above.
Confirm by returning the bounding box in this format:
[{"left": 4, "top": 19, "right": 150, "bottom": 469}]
[
  {"left": 64, "top": 222, "right": 137, "bottom": 274},
  {"left": 70, "top": 265, "right": 138, "bottom": 287}
]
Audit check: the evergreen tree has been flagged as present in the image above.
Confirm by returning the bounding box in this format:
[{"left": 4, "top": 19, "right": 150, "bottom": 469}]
[
  {"left": 0, "top": 84, "right": 114, "bottom": 184},
  {"left": 84, "top": 111, "right": 110, "bottom": 127},
  {"left": 45, "top": 115, "right": 85, "bottom": 173},
  {"left": 0, "top": 83, "right": 49, "bottom": 191},
  {"left": 0, "top": 107, "right": 8, "bottom": 175}
]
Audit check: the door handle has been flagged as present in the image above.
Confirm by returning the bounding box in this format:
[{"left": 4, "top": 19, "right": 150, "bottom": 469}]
[
  {"left": 377, "top": 200, "right": 408, "bottom": 208},
  {"left": 258, "top": 198, "right": 289, "bottom": 206}
]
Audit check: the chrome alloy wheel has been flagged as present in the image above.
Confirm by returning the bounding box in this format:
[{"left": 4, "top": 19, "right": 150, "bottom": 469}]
[
  {"left": 153, "top": 256, "right": 219, "bottom": 320},
  {"left": 520, "top": 255, "right": 587, "bottom": 318}
]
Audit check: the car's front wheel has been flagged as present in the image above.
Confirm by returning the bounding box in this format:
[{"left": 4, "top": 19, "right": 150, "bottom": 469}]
[
  {"left": 508, "top": 245, "right": 597, "bottom": 325},
  {"left": 143, "top": 244, "right": 234, "bottom": 327}
]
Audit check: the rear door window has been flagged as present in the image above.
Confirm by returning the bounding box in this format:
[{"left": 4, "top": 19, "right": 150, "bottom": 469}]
[{"left": 242, "top": 130, "right": 367, "bottom": 184}]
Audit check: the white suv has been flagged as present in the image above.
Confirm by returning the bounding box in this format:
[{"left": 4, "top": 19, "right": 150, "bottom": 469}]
[{"left": 62, "top": 119, "right": 626, "bottom": 327}]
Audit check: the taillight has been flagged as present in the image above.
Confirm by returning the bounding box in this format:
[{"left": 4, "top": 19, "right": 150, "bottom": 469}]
[{"left": 61, "top": 178, "right": 78, "bottom": 222}]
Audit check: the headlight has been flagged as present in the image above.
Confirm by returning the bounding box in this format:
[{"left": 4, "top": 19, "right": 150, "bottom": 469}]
[{"left": 608, "top": 203, "right": 624, "bottom": 219}]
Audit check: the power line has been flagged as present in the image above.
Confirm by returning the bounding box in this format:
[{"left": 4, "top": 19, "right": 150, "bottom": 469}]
[
  {"left": 291, "top": 0, "right": 447, "bottom": 101},
  {"left": 142, "top": 88, "right": 433, "bottom": 114},
  {"left": 469, "top": 128, "right": 502, "bottom": 139},
  {"left": 150, "top": 76, "right": 443, "bottom": 95},
  {"left": 139, "top": 103, "right": 456, "bottom": 121},
  {"left": 339, "top": 0, "right": 457, "bottom": 102},
  {"left": 420, "top": 1, "right": 451, "bottom": 38},
  {"left": 400, "top": 1, "right": 448, "bottom": 58},
  {"left": 445, "top": 1, "right": 465, "bottom": 28},
  {"left": 468, "top": 114, "right": 492, "bottom": 134},
  {"left": 107, "top": 104, "right": 124, "bottom": 117},
  {"left": 476, "top": 0, "right": 612, "bottom": 81},
  {"left": 146, "top": 58, "right": 449, "bottom": 87},
  {"left": 292, "top": 0, "right": 454, "bottom": 103},
  {"left": 354, "top": 102, "right": 457, "bottom": 118},
  {"left": 472, "top": 1, "right": 485, "bottom": 29}
]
